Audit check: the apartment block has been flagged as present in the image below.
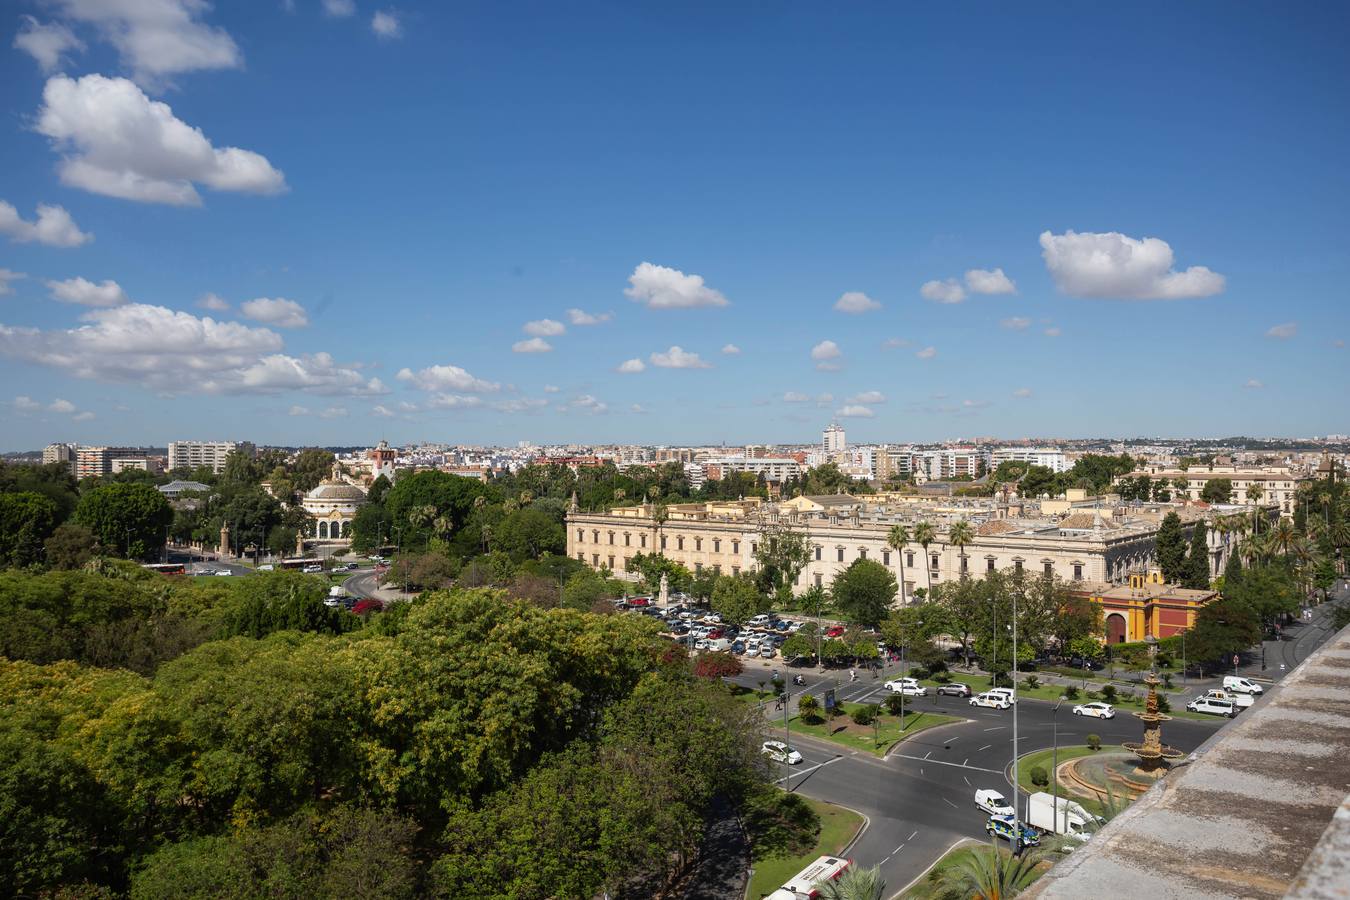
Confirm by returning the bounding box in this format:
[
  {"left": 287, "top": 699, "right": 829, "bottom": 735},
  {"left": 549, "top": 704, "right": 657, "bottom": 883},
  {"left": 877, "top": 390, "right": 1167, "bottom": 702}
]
[{"left": 168, "top": 440, "right": 256, "bottom": 474}]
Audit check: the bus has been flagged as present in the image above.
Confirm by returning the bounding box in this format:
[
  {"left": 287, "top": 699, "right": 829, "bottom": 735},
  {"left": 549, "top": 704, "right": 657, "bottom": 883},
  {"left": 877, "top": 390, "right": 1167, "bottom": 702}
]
[
  {"left": 278, "top": 557, "right": 325, "bottom": 571},
  {"left": 766, "top": 856, "right": 851, "bottom": 900},
  {"left": 140, "top": 562, "right": 186, "bottom": 576}
]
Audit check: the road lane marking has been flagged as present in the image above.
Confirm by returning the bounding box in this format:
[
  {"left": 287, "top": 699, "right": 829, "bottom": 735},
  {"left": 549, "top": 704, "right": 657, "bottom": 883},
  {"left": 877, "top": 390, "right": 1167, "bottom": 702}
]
[
  {"left": 964, "top": 775, "right": 971, "bottom": 786},
  {"left": 963, "top": 758, "right": 969, "bottom": 766},
  {"left": 924, "top": 751, "right": 932, "bottom": 760},
  {"left": 978, "top": 744, "right": 992, "bottom": 751},
  {"left": 772, "top": 756, "right": 844, "bottom": 785},
  {"left": 909, "top": 830, "right": 918, "bottom": 840},
  {"left": 890, "top": 753, "right": 1001, "bottom": 774},
  {"left": 983, "top": 726, "right": 1005, "bottom": 732},
  {"left": 943, "top": 797, "right": 957, "bottom": 808}
]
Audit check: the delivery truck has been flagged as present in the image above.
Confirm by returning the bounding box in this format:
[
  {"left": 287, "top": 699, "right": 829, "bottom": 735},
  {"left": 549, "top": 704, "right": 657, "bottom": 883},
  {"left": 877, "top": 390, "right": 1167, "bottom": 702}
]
[{"left": 1026, "top": 792, "right": 1101, "bottom": 841}]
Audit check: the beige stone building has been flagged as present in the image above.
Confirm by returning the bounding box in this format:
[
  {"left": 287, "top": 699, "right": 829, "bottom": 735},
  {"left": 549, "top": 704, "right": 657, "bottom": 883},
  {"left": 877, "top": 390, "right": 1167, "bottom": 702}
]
[
  {"left": 1117, "top": 462, "right": 1302, "bottom": 515},
  {"left": 566, "top": 494, "right": 1234, "bottom": 603}
]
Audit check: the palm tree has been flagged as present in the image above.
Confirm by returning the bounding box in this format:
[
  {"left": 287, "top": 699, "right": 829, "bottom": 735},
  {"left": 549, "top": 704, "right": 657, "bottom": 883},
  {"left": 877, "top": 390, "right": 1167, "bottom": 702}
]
[
  {"left": 1173, "top": 476, "right": 1191, "bottom": 501},
  {"left": 887, "top": 523, "right": 911, "bottom": 603},
  {"left": 949, "top": 520, "right": 975, "bottom": 579},
  {"left": 937, "top": 845, "right": 1044, "bottom": 900},
  {"left": 815, "top": 865, "right": 885, "bottom": 900},
  {"left": 914, "top": 520, "right": 937, "bottom": 597},
  {"left": 1246, "top": 484, "right": 1265, "bottom": 535},
  {"left": 653, "top": 503, "right": 669, "bottom": 555},
  {"left": 1269, "top": 518, "right": 1298, "bottom": 558}
]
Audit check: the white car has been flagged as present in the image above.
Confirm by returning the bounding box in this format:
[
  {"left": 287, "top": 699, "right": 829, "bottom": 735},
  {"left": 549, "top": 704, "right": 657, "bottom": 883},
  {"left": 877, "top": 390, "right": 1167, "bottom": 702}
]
[
  {"left": 214, "top": 570, "right": 233, "bottom": 576},
  {"left": 1187, "top": 696, "right": 1236, "bottom": 718},
  {"left": 970, "top": 692, "right": 1012, "bottom": 710},
  {"left": 302, "top": 564, "right": 323, "bottom": 573},
  {"left": 987, "top": 688, "right": 1016, "bottom": 705},
  {"left": 884, "top": 680, "right": 927, "bottom": 697},
  {"left": 787, "top": 621, "right": 805, "bottom": 633},
  {"left": 1073, "top": 702, "right": 1115, "bottom": 719},
  {"left": 1203, "top": 688, "right": 1254, "bottom": 709},
  {"left": 975, "top": 789, "right": 1014, "bottom": 817},
  {"left": 762, "top": 740, "right": 803, "bottom": 765},
  {"left": 1223, "top": 676, "right": 1264, "bottom": 695}
]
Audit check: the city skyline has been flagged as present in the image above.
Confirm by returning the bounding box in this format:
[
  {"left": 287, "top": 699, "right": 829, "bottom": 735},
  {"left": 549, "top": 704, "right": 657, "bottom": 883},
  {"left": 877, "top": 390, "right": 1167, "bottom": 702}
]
[{"left": 2, "top": 3, "right": 1349, "bottom": 449}]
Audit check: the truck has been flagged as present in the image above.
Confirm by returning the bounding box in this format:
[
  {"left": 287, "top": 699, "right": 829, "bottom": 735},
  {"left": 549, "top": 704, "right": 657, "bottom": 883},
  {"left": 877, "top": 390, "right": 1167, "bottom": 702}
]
[
  {"left": 1025, "top": 792, "right": 1101, "bottom": 842},
  {"left": 765, "top": 856, "right": 851, "bottom": 900}
]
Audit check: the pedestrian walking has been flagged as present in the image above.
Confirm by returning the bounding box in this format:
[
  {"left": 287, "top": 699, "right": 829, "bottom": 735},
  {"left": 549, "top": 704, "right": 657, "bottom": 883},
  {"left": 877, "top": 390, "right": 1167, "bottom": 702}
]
[{"left": 849, "top": 668, "right": 857, "bottom": 682}]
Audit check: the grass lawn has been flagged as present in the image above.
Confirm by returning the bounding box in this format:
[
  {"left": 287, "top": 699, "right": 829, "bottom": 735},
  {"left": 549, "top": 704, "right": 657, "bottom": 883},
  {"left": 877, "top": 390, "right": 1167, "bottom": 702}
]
[
  {"left": 898, "top": 840, "right": 1056, "bottom": 899},
  {"left": 1013, "top": 744, "right": 1132, "bottom": 819},
  {"left": 788, "top": 703, "right": 962, "bottom": 756},
  {"left": 746, "top": 797, "right": 864, "bottom": 900}
]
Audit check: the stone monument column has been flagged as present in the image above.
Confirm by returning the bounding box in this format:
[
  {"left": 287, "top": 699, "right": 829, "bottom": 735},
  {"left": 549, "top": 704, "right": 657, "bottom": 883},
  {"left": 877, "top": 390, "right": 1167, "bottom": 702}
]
[{"left": 219, "top": 522, "right": 230, "bottom": 558}]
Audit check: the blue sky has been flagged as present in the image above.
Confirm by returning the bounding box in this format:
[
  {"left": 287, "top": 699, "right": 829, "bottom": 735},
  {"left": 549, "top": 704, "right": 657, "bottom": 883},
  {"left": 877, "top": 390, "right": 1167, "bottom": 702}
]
[{"left": 1, "top": 1, "right": 1347, "bottom": 450}]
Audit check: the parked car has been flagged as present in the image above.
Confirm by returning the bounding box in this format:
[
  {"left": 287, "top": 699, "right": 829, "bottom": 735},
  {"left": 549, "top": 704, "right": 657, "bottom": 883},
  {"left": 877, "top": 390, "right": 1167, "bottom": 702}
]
[
  {"left": 1187, "top": 696, "right": 1236, "bottom": 717},
  {"left": 937, "top": 682, "right": 972, "bottom": 698},
  {"left": 214, "top": 570, "right": 233, "bottom": 576},
  {"left": 628, "top": 596, "right": 651, "bottom": 607},
  {"left": 694, "top": 638, "right": 710, "bottom": 651},
  {"left": 774, "top": 620, "right": 791, "bottom": 633},
  {"left": 787, "top": 621, "right": 805, "bottom": 633},
  {"left": 257, "top": 563, "right": 275, "bottom": 571},
  {"left": 824, "top": 625, "right": 846, "bottom": 638},
  {"left": 759, "top": 645, "right": 776, "bottom": 659},
  {"left": 1203, "top": 688, "right": 1253, "bottom": 709},
  {"left": 986, "top": 815, "right": 1039, "bottom": 847},
  {"left": 747, "top": 614, "right": 772, "bottom": 629},
  {"left": 302, "top": 564, "right": 323, "bottom": 573},
  {"left": 970, "top": 692, "right": 1011, "bottom": 710},
  {"left": 731, "top": 641, "right": 746, "bottom": 654},
  {"left": 1223, "top": 676, "right": 1264, "bottom": 695},
  {"left": 975, "top": 789, "right": 1014, "bottom": 817},
  {"left": 761, "top": 740, "right": 803, "bottom": 765},
  {"left": 884, "top": 678, "right": 927, "bottom": 696},
  {"left": 1073, "top": 702, "right": 1115, "bottom": 719}
]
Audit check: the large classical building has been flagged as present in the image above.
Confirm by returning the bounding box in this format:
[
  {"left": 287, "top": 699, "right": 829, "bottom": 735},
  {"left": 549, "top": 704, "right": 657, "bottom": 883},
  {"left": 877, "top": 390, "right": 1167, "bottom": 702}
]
[
  {"left": 1116, "top": 461, "right": 1303, "bottom": 515},
  {"left": 301, "top": 464, "right": 367, "bottom": 542},
  {"left": 566, "top": 494, "right": 1234, "bottom": 607}
]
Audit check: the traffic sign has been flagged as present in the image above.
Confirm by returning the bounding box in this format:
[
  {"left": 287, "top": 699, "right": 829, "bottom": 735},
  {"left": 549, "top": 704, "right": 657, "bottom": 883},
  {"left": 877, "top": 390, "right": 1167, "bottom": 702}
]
[{"left": 1232, "top": 655, "right": 1239, "bottom": 666}]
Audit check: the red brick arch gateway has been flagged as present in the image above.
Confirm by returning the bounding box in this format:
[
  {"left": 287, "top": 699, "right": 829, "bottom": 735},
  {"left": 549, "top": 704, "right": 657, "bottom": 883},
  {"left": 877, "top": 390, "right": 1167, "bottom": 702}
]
[{"left": 1106, "top": 613, "right": 1128, "bottom": 644}]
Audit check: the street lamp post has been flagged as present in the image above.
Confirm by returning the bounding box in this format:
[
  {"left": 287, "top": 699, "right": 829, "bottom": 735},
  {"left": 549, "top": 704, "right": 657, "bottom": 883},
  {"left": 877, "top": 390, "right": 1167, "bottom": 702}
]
[
  {"left": 1181, "top": 630, "right": 1187, "bottom": 687},
  {"left": 1011, "top": 588, "right": 1022, "bottom": 856},
  {"left": 1052, "top": 697, "right": 1064, "bottom": 834}
]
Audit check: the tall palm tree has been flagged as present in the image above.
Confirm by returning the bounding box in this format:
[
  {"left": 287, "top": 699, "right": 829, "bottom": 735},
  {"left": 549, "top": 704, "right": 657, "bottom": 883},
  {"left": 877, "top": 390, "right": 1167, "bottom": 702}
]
[
  {"left": 938, "top": 845, "right": 1045, "bottom": 900},
  {"left": 949, "top": 520, "right": 975, "bottom": 579},
  {"left": 1270, "top": 517, "right": 1299, "bottom": 558},
  {"left": 815, "top": 865, "right": 885, "bottom": 900},
  {"left": 1246, "top": 483, "right": 1265, "bottom": 535},
  {"left": 653, "top": 502, "right": 669, "bottom": 555},
  {"left": 914, "top": 520, "right": 937, "bottom": 598},
  {"left": 887, "top": 523, "right": 911, "bottom": 604}
]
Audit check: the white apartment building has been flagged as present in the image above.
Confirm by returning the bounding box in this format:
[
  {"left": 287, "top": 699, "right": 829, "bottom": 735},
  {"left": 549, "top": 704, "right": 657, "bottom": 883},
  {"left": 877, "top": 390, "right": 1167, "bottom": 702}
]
[
  {"left": 913, "top": 447, "right": 986, "bottom": 481},
  {"left": 822, "top": 423, "right": 846, "bottom": 454},
  {"left": 992, "top": 447, "right": 1068, "bottom": 473},
  {"left": 704, "top": 456, "right": 802, "bottom": 483},
  {"left": 75, "top": 446, "right": 152, "bottom": 479},
  {"left": 42, "top": 442, "right": 76, "bottom": 475},
  {"left": 168, "top": 440, "right": 256, "bottom": 474}
]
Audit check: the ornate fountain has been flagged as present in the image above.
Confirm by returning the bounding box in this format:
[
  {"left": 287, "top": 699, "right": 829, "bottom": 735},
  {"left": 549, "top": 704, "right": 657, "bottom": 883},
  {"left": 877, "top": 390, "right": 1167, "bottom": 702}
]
[{"left": 1122, "top": 636, "right": 1184, "bottom": 776}]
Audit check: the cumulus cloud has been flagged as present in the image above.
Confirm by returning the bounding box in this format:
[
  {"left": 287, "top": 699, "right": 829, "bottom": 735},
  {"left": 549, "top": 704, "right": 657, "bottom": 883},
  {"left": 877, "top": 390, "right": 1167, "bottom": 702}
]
[
  {"left": 815, "top": 393, "right": 834, "bottom": 406},
  {"left": 197, "top": 292, "right": 229, "bottom": 311},
  {"left": 397, "top": 364, "right": 499, "bottom": 393},
  {"left": 241, "top": 297, "right": 308, "bottom": 328},
  {"left": 288, "top": 405, "right": 309, "bottom": 416},
  {"left": 0, "top": 303, "right": 384, "bottom": 397},
  {"left": 1243, "top": 379, "right": 1264, "bottom": 390},
  {"left": 512, "top": 337, "right": 552, "bottom": 353},
  {"left": 625, "top": 262, "right": 729, "bottom": 309},
  {"left": 1039, "top": 230, "right": 1225, "bottom": 300},
  {"left": 1013, "top": 387, "right": 1033, "bottom": 398},
  {"left": 721, "top": 343, "right": 741, "bottom": 355},
  {"left": 72, "top": 410, "right": 95, "bottom": 422},
  {"left": 630, "top": 403, "right": 648, "bottom": 414},
  {"left": 49, "top": 398, "right": 77, "bottom": 413},
  {"left": 13, "top": 17, "right": 84, "bottom": 72},
  {"left": 965, "top": 268, "right": 1016, "bottom": 295},
  {"left": 810, "top": 340, "right": 841, "bottom": 370},
  {"left": 783, "top": 391, "right": 810, "bottom": 403},
  {"left": 650, "top": 346, "right": 711, "bottom": 369},
  {"left": 13, "top": 396, "right": 42, "bottom": 411},
  {"left": 616, "top": 358, "right": 646, "bottom": 373},
  {"left": 566, "top": 308, "right": 611, "bottom": 326},
  {"left": 36, "top": 74, "right": 287, "bottom": 206},
  {"left": 0, "top": 269, "right": 27, "bottom": 296},
  {"left": 47, "top": 277, "right": 129, "bottom": 307},
  {"left": 570, "top": 394, "right": 608, "bottom": 415},
  {"left": 543, "top": 384, "right": 560, "bottom": 393},
  {"left": 915, "top": 346, "right": 937, "bottom": 360},
  {"left": 371, "top": 10, "right": 402, "bottom": 38},
  {"left": 493, "top": 397, "right": 549, "bottom": 414},
  {"left": 882, "top": 337, "right": 911, "bottom": 349},
  {"left": 318, "top": 406, "right": 348, "bottom": 419},
  {"left": 372, "top": 404, "right": 394, "bottom": 417},
  {"left": 834, "top": 291, "right": 881, "bottom": 314},
  {"left": 836, "top": 405, "right": 874, "bottom": 418},
  {"left": 920, "top": 278, "right": 966, "bottom": 304},
  {"left": 29, "top": 1, "right": 240, "bottom": 86},
  {"left": 1000, "top": 317, "right": 1031, "bottom": 331},
  {"left": 847, "top": 390, "right": 886, "bottom": 404},
  {"left": 1265, "top": 322, "right": 1297, "bottom": 340},
  {"left": 323, "top": 0, "right": 357, "bottom": 15},
  {"left": 523, "top": 318, "right": 565, "bottom": 336},
  {"left": 0, "top": 200, "right": 92, "bottom": 247}
]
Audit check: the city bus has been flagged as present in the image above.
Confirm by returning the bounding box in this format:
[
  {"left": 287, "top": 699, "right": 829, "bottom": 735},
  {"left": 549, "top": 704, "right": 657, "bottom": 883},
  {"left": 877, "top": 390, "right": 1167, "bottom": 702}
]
[{"left": 140, "top": 562, "right": 186, "bottom": 576}]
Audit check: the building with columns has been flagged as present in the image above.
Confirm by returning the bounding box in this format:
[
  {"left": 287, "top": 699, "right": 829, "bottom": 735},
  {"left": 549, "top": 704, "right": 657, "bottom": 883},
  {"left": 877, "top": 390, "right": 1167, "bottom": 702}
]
[{"left": 301, "top": 464, "right": 367, "bottom": 542}]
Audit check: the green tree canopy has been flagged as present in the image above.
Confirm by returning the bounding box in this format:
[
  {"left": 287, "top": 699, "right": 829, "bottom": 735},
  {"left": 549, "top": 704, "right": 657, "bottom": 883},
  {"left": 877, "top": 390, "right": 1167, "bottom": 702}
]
[
  {"left": 73, "top": 482, "right": 173, "bottom": 561},
  {"left": 1201, "top": 478, "right": 1234, "bottom": 504},
  {"left": 711, "top": 574, "right": 770, "bottom": 626},
  {"left": 0, "top": 491, "right": 60, "bottom": 568},
  {"left": 1156, "top": 512, "right": 1188, "bottom": 583},
  {"left": 831, "top": 558, "right": 897, "bottom": 627}
]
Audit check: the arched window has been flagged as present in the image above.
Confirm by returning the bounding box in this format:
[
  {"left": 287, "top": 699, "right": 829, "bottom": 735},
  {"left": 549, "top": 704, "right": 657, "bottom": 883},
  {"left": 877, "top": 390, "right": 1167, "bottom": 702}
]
[{"left": 319, "top": 520, "right": 329, "bottom": 539}]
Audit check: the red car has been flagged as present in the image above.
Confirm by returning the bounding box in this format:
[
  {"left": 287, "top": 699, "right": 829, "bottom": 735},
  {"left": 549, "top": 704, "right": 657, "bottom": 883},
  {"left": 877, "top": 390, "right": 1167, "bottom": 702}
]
[
  {"left": 707, "top": 628, "right": 725, "bottom": 640},
  {"left": 628, "top": 596, "right": 651, "bottom": 607},
  {"left": 825, "top": 625, "right": 846, "bottom": 638}
]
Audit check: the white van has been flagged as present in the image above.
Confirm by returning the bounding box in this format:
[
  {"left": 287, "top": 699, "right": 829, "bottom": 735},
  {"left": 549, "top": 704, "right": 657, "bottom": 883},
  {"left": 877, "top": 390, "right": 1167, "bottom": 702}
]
[
  {"left": 1223, "top": 676, "right": 1264, "bottom": 695},
  {"left": 747, "top": 614, "right": 772, "bottom": 629},
  {"left": 706, "top": 638, "right": 731, "bottom": 652},
  {"left": 1187, "top": 696, "right": 1236, "bottom": 717},
  {"left": 988, "top": 687, "right": 1016, "bottom": 705}
]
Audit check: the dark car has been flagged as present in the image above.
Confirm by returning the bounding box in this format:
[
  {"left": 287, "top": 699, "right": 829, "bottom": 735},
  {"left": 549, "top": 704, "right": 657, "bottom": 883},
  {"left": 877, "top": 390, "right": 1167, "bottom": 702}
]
[
  {"left": 936, "top": 682, "right": 973, "bottom": 697},
  {"left": 731, "top": 640, "right": 746, "bottom": 654},
  {"left": 774, "top": 620, "right": 791, "bottom": 633}
]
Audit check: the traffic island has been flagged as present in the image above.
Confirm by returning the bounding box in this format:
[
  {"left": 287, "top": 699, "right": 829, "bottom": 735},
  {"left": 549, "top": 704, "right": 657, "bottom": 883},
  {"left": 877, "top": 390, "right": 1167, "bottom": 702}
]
[
  {"left": 1012, "top": 744, "right": 1151, "bottom": 819},
  {"left": 745, "top": 798, "right": 864, "bottom": 900},
  {"left": 786, "top": 704, "right": 962, "bottom": 756}
]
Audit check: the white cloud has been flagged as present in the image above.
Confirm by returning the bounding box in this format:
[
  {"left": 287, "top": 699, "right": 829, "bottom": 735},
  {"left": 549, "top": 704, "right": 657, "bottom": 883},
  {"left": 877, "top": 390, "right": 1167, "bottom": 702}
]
[
  {"left": 36, "top": 74, "right": 287, "bottom": 206},
  {"left": 13, "top": 17, "right": 84, "bottom": 72},
  {"left": 0, "top": 269, "right": 26, "bottom": 296},
  {"left": 512, "top": 337, "right": 552, "bottom": 353},
  {"left": 396, "top": 400, "right": 418, "bottom": 412},
  {"left": 915, "top": 346, "right": 937, "bottom": 360},
  {"left": 962, "top": 399, "right": 990, "bottom": 409},
  {"left": 288, "top": 405, "right": 309, "bottom": 416},
  {"left": 810, "top": 340, "right": 841, "bottom": 369},
  {"left": 371, "top": 10, "right": 402, "bottom": 38},
  {"left": 319, "top": 406, "right": 348, "bottom": 419},
  {"left": 630, "top": 403, "right": 648, "bottom": 414},
  {"left": 427, "top": 393, "right": 483, "bottom": 409},
  {"left": 815, "top": 393, "right": 834, "bottom": 406},
  {"left": 783, "top": 391, "right": 809, "bottom": 403},
  {"left": 49, "top": 398, "right": 77, "bottom": 413},
  {"left": 847, "top": 390, "right": 886, "bottom": 404},
  {"left": 920, "top": 278, "right": 966, "bottom": 304},
  {"left": 834, "top": 291, "right": 881, "bottom": 314},
  {"left": 0, "top": 200, "right": 92, "bottom": 247},
  {"left": 616, "top": 358, "right": 646, "bottom": 373},
  {"left": 47, "top": 277, "right": 129, "bottom": 307},
  {"left": 1043, "top": 326, "right": 1061, "bottom": 337},
  {"left": 13, "top": 396, "right": 42, "bottom": 412},
  {"left": 650, "top": 346, "right": 711, "bottom": 369},
  {"left": 882, "top": 337, "right": 911, "bottom": 349},
  {"left": 397, "top": 364, "right": 499, "bottom": 393},
  {"left": 570, "top": 394, "right": 608, "bottom": 415},
  {"left": 836, "top": 405, "right": 874, "bottom": 418},
  {"left": 1039, "top": 230, "right": 1225, "bottom": 300},
  {"left": 1012, "top": 387, "right": 1032, "bottom": 398},
  {"left": 566, "top": 308, "right": 612, "bottom": 325},
  {"left": 523, "top": 318, "right": 565, "bottom": 336},
  {"left": 236, "top": 353, "right": 386, "bottom": 396},
  {"left": 1243, "top": 379, "right": 1264, "bottom": 390},
  {"left": 241, "top": 297, "right": 308, "bottom": 328},
  {"left": 372, "top": 404, "right": 394, "bottom": 417},
  {"left": 624, "top": 262, "right": 729, "bottom": 309},
  {"left": 197, "top": 292, "right": 230, "bottom": 311},
  {"left": 964, "top": 268, "right": 1016, "bottom": 295},
  {"left": 721, "top": 343, "right": 741, "bottom": 355},
  {"left": 493, "top": 397, "right": 548, "bottom": 414},
  {"left": 323, "top": 0, "right": 357, "bottom": 16},
  {"left": 72, "top": 410, "right": 95, "bottom": 422},
  {"left": 1265, "top": 322, "right": 1297, "bottom": 340},
  {"left": 1000, "top": 317, "right": 1031, "bottom": 331},
  {"left": 543, "top": 384, "right": 560, "bottom": 393}
]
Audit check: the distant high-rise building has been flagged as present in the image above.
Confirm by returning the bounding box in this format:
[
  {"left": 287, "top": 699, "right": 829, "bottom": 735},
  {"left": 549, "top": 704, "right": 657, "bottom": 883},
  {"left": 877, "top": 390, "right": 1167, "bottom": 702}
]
[
  {"left": 42, "top": 442, "right": 77, "bottom": 475},
  {"left": 168, "top": 440, "right": 256, "bottom": 474},
  {"left": 76, "top": 446, "right": 150, "bottom": 479},
  {"left": 822, "top": 422, "right": 846, "bottom": 455}
]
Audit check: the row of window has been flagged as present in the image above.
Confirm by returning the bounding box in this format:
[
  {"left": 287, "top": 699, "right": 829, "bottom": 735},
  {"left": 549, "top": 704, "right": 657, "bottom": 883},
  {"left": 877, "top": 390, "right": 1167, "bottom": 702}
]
[
  {"left": 578, "top": 552, "right": 741, "bottom": 578},
  {"left": 575, "top": 528, "right": 743, "bottom": 555}
]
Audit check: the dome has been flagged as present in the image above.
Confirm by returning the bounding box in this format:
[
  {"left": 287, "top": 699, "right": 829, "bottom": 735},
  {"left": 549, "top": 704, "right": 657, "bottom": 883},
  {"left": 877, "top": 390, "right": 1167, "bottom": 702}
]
[{"left": 306, "top": 482, "right": 367, "bottom": 502}]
